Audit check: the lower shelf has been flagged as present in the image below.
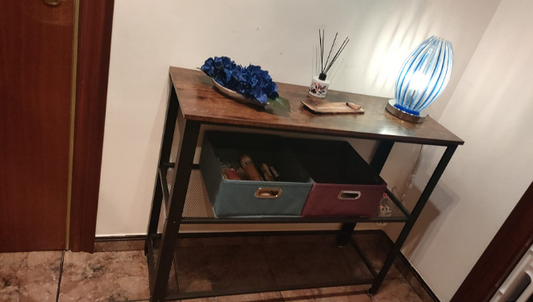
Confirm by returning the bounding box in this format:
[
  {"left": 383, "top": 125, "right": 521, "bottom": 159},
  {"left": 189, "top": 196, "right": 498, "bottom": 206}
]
[
  {"left": 160, "top": 166, "right": 411, "bottom": 224},
  {"left": 148, "top": 231, "right": 388, "bottom": 300}
]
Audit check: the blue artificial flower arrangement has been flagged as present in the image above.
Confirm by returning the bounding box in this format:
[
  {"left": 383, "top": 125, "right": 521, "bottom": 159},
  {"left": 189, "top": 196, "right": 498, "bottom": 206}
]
[{"left": 201, "top": 56, "right": 279, "bottom": 104}]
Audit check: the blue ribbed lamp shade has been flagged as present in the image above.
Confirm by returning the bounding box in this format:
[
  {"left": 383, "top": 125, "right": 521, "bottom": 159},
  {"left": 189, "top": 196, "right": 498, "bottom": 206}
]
[{"left": 392, "top": 36, "right": 454, "bottom": 118}]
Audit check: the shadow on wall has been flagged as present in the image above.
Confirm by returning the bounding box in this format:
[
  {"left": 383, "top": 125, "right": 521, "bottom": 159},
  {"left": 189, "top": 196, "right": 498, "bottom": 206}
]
[{"left": 385, "top": 146, "right": 461, "bottom": 261}]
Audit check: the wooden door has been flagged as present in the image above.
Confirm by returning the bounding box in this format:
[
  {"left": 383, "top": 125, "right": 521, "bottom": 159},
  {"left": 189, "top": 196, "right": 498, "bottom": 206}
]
[
  {"left": 451, "top": 181, "right": 533, "bottom": 301},
  {"left": 0, "top": 1, "right": 74, "bottom": 251}
]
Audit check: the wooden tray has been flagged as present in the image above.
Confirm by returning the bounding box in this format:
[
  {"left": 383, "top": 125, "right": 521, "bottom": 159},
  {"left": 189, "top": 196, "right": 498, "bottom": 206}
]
[{"left": 301, "top": 99, "right": 364, "bottom": 114}]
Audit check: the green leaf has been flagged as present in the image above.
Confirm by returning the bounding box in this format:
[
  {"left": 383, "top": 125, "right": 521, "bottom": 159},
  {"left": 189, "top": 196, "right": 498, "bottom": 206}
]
[{"left": 269, "top": 96, "right": 290, "bottom": 111}]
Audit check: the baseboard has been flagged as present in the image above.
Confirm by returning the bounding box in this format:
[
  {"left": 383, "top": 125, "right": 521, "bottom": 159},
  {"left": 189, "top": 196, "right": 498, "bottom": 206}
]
[{"left": 95, "top": 234, "right": 147, "bottom": 242}]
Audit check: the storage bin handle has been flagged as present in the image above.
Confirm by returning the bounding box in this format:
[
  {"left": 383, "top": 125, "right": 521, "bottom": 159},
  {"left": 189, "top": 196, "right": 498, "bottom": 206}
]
[
  {"left": 338, "top": 190, "right": 361, "bottom": 201},
  {"left": 255, "top": 187, "right": 283, "bottom": 199}
]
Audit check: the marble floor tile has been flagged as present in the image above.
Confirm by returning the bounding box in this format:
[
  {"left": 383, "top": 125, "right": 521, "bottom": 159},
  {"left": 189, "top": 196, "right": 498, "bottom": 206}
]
[
  {"left": 351, "top": 235, "right": 404, "bottom": 279},
  {"left": 261, "top": 234, "right": 334, "bottom": 245},
  {"left": 174, "top": 244, "right": 275, "bottom": 293},
  {"left": 392, "top": 257, "right": 411, "bottom": 280},
  {"left": 58, "top": 251, "right": 149, "bottom": 302},
  {"left": 339, "top": 247, "right": 374, "bottom": 280},
  {"left": 262, "top": 241, "right": 357, "bottom": 287},
  {"left": 137, "top": 291, "right": 283, "bottom": 302},
  {"left": 184, "top": 291, "right": 284, "bottom": 302},
  {"left": 0, "top": 232, "right": 428, "bottom": 302},
  {"left": 405, "top": 272, "right": 434, "bottom": 302},
  {"left": 371, "top": 279, "right": 423, "bottom": 302},
  {"left": 0, "top": 251, "right": 62, "bottom": 302},
  {"left": 281, "top": 285, "right": 371, "bottom": 302},
  {"left": 175, "top": 236, "right": 262, "bottom": 248}
]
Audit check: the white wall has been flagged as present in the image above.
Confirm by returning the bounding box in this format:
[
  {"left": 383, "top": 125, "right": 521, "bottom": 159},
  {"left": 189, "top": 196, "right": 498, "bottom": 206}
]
[
  {"left": 98, "top": 0, "right": 533, "bottom": 300},
  {"left": 97, "top": 0, "right": 499, "bottom": 236},
  {"left": 385, "top": 0, "right": 533, "bottom": 300}
]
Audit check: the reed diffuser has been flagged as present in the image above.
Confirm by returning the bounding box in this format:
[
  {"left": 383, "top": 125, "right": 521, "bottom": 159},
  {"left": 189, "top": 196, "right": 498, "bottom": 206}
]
[{"left": 309, "top": 30, "right": 350, "bottom": 98}]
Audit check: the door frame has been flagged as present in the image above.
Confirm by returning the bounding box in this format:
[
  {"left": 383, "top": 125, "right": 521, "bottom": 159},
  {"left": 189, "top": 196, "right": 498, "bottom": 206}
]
[
  {"left": 69, "top": 0, "right": 115, "bottom": 252},
  {"left": 451, "top": 181, "right": 533, "bottom": 301}
]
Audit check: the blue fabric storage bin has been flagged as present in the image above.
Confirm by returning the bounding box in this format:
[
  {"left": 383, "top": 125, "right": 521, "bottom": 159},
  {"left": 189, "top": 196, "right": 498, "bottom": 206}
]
[{"left": 200, "top": 131, "right": 313, "bottom": 217}]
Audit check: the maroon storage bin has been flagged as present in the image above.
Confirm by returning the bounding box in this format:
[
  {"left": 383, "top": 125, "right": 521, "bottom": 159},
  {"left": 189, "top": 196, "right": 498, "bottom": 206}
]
[{"left": 287, "top": 139, "right": 387, "bottom": 218}]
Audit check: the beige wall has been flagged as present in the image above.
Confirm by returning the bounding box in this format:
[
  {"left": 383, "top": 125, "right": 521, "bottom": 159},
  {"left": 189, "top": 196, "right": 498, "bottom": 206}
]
[
  {"left": 385, "top": 0, "right": 533, "bottom": 300},
  {"left": 97, "top": 0, "right": 498, "bottom": 236},
  {"left": 95, "top": 1, "right": 522, "bottom": 300}
]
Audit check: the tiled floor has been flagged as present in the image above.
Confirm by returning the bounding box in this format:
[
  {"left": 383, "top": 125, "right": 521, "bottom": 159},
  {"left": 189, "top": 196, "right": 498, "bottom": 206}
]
[
  {"left": 0, "top": 251, "right": 62, "bottom": 302},
  {"left": 0, "top": 233, "right": 432, "bottom": 302}
]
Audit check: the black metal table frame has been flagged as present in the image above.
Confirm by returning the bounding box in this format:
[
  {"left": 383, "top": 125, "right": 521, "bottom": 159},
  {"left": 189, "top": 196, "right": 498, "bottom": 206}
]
[{"left": 144, "top": 88, "right": 457, "bottom": 301}]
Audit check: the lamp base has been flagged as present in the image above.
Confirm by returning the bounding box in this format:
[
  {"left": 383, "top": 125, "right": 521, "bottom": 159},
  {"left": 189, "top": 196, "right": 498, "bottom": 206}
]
[{"left": 386, "top": 99, "right": 427, "bottom": 123}]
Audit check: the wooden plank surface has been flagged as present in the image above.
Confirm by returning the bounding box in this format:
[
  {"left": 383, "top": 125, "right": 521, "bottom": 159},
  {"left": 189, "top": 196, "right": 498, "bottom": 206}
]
[
  {"left": 170, "top": 67, "right": 463, "bottom": 146},
  {"left": 70, "top": 0, "right": 115, "bottom": 253},
  {"left": 0, "top": 1, "right": 74, "bottom": 251}
]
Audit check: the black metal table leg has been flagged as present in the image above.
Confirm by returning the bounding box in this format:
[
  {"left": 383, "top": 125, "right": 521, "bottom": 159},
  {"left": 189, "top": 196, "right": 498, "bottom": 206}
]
[
  {"left": 336, "top": 141, "right": 394, "bottom": 246},
  {"left": 336, "top": 223, "right": 358, "bottom": 246},
  {"left": 145, "top": 179, "right": 163, "bottom": 256},
  {"left": 369, "top": 141, "right": 395, "bottom": 173},
  {"left": 149, "top": 116, "right": 201, "bottom": 302},
  {"left": 369, "top": 145, "right": 457, "bottom": 295}
]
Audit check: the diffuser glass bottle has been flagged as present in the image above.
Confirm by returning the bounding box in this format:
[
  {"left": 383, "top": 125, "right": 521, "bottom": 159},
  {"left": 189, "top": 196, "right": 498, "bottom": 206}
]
[
  {"left": 308, "top": 30, "right": 349, "bottom": 99},
  {"left": 309, "top": 73, "right": 330, "bottom": 98}
]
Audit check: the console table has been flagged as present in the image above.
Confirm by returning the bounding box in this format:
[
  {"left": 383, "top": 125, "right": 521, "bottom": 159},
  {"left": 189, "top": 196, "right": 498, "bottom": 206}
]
[{"left": 145, "top": 67, "right": 464, "bottom": 301}]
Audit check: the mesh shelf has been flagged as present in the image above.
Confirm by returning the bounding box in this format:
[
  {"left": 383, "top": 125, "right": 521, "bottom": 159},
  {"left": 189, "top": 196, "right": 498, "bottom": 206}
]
[
  {"left": 150, "top": 232, "right": 378, "bottom": 300},
  {"left": 166, "top": 168, "right": 214, "bottom": 218},
  {"left": 160, "top": 166, "right": 410, "bottom": 224}
]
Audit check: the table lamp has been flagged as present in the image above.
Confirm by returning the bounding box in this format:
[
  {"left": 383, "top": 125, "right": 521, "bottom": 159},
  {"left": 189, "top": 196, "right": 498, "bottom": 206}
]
[{"left": 386, "top": 35, "right": 454, "bottom": 123}]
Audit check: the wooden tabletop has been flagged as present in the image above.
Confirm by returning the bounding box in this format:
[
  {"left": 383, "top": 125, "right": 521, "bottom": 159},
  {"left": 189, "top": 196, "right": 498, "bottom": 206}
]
[{"left": 170, "top": 67, "right": 463, "bottom": 146}]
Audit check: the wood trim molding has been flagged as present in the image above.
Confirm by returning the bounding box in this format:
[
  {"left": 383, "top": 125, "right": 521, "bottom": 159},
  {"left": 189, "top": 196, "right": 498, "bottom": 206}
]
[
  {"left": 451, "top": 181, "right": 533, "bottom": 302},
  {"left": 70, "top": 0, "right": 115, "bottom": 252}
]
